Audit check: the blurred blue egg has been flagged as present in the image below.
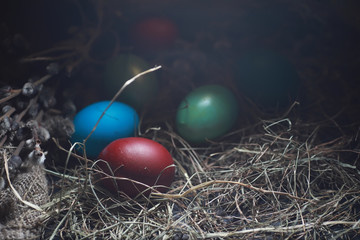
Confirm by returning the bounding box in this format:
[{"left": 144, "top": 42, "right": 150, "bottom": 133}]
[
  {"left": 235, "top": 49, "right": 299, "bottom": 109},
  {"left": 71, "top": 101, "right": 139, "bottom": 158}
]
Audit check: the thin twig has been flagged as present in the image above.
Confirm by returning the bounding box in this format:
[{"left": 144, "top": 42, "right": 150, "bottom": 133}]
[
  {"left": 153, "top": 180, "right": 311, "bottom": 201},
  {"left": 203, "top": 220, "right": 360, "bottom": 238},
  {"left": 84, "top": 65, "right": 162, "bottom": 143}
]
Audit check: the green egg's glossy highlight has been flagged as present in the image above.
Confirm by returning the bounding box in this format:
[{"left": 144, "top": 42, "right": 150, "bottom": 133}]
[{"left": 176, "top": 85, "right": 239, "bottom": 143}]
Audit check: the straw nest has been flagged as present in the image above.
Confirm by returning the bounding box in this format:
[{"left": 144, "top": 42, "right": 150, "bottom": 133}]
[
  {"left": 39, "top": 116, "right": 359, "bottom": 240},
  {"left": 0, "top": 81, "right": 359, "bottom": 239}
]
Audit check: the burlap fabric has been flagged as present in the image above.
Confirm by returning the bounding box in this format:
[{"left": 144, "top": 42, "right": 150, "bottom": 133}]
[{"left": 0, "top": 164, "right": 49, "bottom": 240}]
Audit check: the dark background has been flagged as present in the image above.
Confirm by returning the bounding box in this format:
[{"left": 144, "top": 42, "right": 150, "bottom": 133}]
[{"left": 1, "top": 0, "right": 359, "bottom": 138}]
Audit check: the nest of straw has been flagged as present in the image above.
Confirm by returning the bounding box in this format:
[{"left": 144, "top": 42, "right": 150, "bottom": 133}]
[{"left": 41, "top": 116, "right": 359, "bottom": 239}]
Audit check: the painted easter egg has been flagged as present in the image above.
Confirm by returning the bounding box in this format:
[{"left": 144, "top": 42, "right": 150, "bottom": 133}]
[
  {"left": 176, "top": 84, "right": 239, "bottom": 144},
  {"left": 98, "top": 137, "right": 175, "bottom": 198},
  {"left": 131, "top": 17, "right": 178, "bottom": 52},
  {"left": 71, "top": 101, "right": 139, "bottom": 158},
  {"left": 103, "top": 54, "right": 158, "bottom": 110}
]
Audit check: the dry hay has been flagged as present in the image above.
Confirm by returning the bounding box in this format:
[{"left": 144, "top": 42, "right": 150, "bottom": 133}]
[{"left": 42, "top": 116, "right": 360, "bottom": 239}]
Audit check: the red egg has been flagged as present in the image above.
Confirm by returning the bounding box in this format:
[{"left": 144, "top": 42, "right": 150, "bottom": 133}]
[
  {"left": 131, "top": 17, "right": 178, "bottom": 51},
  {"left": 98, "top": 137, "right": 175, "bottom": 198}
]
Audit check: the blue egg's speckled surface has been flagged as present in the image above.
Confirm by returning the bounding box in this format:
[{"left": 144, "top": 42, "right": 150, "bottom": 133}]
[{"left": 71, "top": 101, "right": 139, "bottom": 158}]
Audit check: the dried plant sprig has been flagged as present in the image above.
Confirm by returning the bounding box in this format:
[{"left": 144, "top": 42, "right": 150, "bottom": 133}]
[{"left": 0, "top": 74, "right": 52, "bottom": 105}]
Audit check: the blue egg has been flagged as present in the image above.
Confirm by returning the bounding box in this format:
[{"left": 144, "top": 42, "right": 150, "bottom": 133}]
[{"left": 71, "top": 101, "right": 139, "bottom": 158}]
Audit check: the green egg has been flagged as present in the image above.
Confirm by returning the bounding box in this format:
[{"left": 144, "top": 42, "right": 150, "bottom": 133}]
[
  {"left": 176, "top": 84, "right": 239, "bottom": 144},
  {"left": 103, "top": 54, "right": 158, "bottom": 110}
]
